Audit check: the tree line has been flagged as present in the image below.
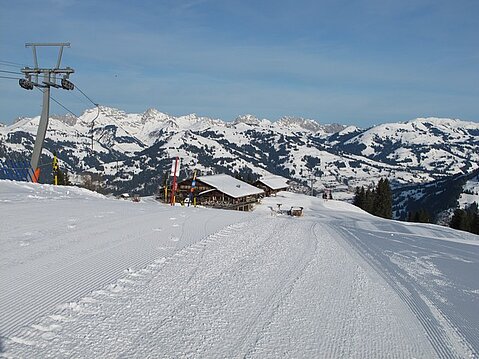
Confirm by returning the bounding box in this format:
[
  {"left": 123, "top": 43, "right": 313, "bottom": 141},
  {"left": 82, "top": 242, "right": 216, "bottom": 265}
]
[
  {"left": 353, "top": 178, "right": 392, "bottom": 219},
  {"left": 450, "top": 203, "right": 479, "bottom": 235},
  {"left": 407, "top": 208, "right": 431, "bottom": 223}
]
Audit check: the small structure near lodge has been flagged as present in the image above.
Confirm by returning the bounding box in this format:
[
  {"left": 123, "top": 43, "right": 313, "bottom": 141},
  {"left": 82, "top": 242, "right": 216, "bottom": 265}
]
[
  {"left": 270, "top": 203, "right": 304, "bottom": 217},
  {"left": 176, "top": 174, "right": 264, "bottom": 211},
  {"left": 253, "top": 175, "right": 289, "bottom": 197}
]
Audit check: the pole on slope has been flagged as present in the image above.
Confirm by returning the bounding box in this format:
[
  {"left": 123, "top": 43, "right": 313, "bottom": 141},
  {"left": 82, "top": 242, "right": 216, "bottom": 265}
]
[
  {"left": 52, "top": 152, "right": 58, "bottom": 185},
  {"left": 188, "top": 169, "right": 197, "bottom": 207},
  {"left": 19, "top": 43, "right": 74, "bottom": 183},
  {"left": 310, "top": 173, "right": 314, "bottom": 196},
  {"left": 164, "top": 181, "right": 169, "bottom": 203},
  {"left": 30, "top": 73, "right": 51, "bottom": 179},
  {"left": 170, "top": 157, "right": 179, "bottom": 206}
]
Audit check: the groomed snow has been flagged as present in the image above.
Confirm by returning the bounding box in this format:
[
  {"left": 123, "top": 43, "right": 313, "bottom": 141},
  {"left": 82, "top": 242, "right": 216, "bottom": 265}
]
[{"left": 1, "top": 181, "right": 478, "bottom": 357}]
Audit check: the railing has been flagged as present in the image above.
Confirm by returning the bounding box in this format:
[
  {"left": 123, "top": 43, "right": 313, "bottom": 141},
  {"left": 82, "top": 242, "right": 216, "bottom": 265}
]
[
  {"left": 0, "top": 160, "right": 33, "bottom": 182},
  {"left": 203, "top": 198, "right": 259, "bottom": 210}
]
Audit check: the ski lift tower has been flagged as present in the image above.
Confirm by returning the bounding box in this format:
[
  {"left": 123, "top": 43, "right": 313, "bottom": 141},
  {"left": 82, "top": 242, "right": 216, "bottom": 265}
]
[{"left": 19, "top": 43, "right": 75, "bottom": 182}]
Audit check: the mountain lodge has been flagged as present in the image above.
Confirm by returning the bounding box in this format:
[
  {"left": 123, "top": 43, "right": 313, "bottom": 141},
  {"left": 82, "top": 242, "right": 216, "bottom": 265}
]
[
  {"left": 176, "top": 174, "right": 264, "bottom": 211},
  {"left": 253, "top": 175, "right": 289, "bottom": 196}
]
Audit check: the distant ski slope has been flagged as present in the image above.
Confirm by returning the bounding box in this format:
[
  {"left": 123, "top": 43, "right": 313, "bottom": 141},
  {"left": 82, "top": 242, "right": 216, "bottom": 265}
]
[{"left": 1, "top": 181, "right": 478, "bottom": 357}]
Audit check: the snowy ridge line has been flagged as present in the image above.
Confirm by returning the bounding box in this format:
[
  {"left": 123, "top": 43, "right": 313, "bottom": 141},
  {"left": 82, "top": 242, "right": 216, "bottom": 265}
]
[
  {"left": 3, "top": 220, "right": 252, "bottom": 352},
  {"left": 4, "top": 111, "right": 479, "bottom": 198},
  {"left": 336, "top": 226, "right": 475, "bottom": 358}
]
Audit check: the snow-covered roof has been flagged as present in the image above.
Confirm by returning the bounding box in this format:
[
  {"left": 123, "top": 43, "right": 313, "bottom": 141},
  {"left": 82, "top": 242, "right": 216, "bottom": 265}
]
[
  {"left": 198, "top": 188, "right": 216, "bottom": 196},
  {"left": 257, "top": 175, "right": 289, "bottom": 190},
  {"left": 197, "top": 174, "right": 264, "bottom": 199}
]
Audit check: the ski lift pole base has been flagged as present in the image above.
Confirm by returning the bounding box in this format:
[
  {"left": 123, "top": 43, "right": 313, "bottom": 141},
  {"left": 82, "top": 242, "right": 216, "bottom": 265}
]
[{"left": 31, "top": 168, "right": 41, "bottom": 183}]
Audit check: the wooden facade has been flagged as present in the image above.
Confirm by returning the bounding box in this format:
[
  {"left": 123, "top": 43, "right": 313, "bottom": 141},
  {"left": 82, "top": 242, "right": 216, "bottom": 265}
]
[{"left": 176, "top": 175, "right": 263, "bottom": 211}]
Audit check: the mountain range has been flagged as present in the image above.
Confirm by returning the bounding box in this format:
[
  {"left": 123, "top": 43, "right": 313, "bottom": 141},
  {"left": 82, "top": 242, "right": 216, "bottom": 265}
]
[{"left": 1, "top": 107, "right": 478, "bottom": 220}]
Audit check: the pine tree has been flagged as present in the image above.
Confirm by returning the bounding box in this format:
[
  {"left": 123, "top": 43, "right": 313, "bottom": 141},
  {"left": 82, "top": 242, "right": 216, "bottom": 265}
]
[
  {"left": 353, "top": 186, "right": 364, "bottom": 208},
  {"left": 373, "top": 178, "right": 392, "bottom": 219},
  {"left": 419, "top": 208, "right": 430, "bottom": 223},
  {"left": 363, "top": 188, "right": 372, "bottom": 213},
  {"left": 465, "top": 202, "right": 478, "bottom": 233},
  {"left": 407, "top": 211, "right": 413, "bottom": 222},
  {"left": 450, "top": 209, "right": 465, "bottom": 230},
  {"left": 450, "top": 204, "right": 478, "bottom": 233},
  {"left": 472, "top": 212, "right": 479, "bottom": 235},
  {"left": 353, "top": 179, "right": 392, "bottom": 220},
  {"left": 56, "top": 168, "right": 70, "bottom": 186},
  {"left": 410, "top": 208, "right": 430, "bottom": 223}
]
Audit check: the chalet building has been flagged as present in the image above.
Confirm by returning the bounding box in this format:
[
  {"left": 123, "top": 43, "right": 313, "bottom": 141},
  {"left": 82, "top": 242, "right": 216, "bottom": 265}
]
[
  {"left": 176, "top": 174, "right": 264, "bottom": 211},
  {"left": 253, "top": 175, "right": 289, "bottom": 196}
]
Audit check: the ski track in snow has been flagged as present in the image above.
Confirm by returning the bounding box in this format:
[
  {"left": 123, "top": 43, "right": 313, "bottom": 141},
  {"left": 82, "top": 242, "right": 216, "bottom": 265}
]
[
  {"left": 0, "top": 191, "right": 248, "bottom": 342},
  {"left": 247, "top": 223, "right": 436, "bottom": 358},
  {"left": 2, "top": 184, "right": 479, "bottom": 358},
  {"left": 329, "top": 217, "right": 479, "bottom": 358},
  {"left": 5, "top": 216, "right": 437, "bottom": 358}
]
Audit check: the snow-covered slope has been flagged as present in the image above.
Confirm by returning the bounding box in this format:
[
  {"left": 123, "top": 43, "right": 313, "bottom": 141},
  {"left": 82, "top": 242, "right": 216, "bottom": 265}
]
[
  {"left": 1, "top": 180, "right": 478, "bottom": 357},
  {"left": 343, "top": 117, "right": 479, "bottom": 172},
  {"left": 459, "top": 172, "right": 479, "bottom": 209},
  {"left": 393, "top": 168, "right": 479, "bottom": 222}
]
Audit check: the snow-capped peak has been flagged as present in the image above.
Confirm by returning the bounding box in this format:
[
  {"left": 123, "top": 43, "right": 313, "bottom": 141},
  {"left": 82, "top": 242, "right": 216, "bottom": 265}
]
[
  {"left": 50, "top": 113, "right": 78, "bottom": 126},
  {"left": 141, "top": 108, "right": 171, "bottom": 124},
  {"left": 234, "top": 114, "right": 261, "bottom": 126},
  {"left": 338, "top": 125, "right": 360, "bottom": 135},
  {"left": 275, "top": 116, "right": 324, "bottom": 133}
]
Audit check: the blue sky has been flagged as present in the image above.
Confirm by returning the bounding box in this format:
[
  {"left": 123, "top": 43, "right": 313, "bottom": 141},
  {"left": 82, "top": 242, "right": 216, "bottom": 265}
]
[{"left": 1, "top": 0, "right": 478, "bottom": 127}]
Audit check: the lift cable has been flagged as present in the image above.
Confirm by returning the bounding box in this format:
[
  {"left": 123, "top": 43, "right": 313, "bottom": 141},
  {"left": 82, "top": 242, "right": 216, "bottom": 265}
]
[
  {"left": 74, "top": 83, "right": 98, "bottom": 107},
  {"left": 0, "top": 59, "right": 27, "bottom": 67},
  {"left": 0, "top": 75, "right": 23, "bottom": 80},
  {"left": 74, "top": 84, "right": 142, "bottom": 145},
  {"left": 0, "top": 69, "right": 22, "bottom": 75},
  {"left": 34, "top": 87, "right": 79, "bottom": 118},
  {"left": 60, "top": 86, "right": 134, "bottom": 168}
]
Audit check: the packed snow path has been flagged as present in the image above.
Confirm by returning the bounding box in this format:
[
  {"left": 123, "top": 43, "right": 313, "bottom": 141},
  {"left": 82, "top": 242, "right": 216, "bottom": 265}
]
[
  {"left": 319, "top": 201, "right": 479, "bottom": 358},
  {"left": 0, "top": 182, "right": 247, "bottom": 348},
  {"left": 1, "top": 182, "right": 478, "bottom": 357},
  {"left": 4, "top": 217, "right": 435, "bottom": 358}
]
